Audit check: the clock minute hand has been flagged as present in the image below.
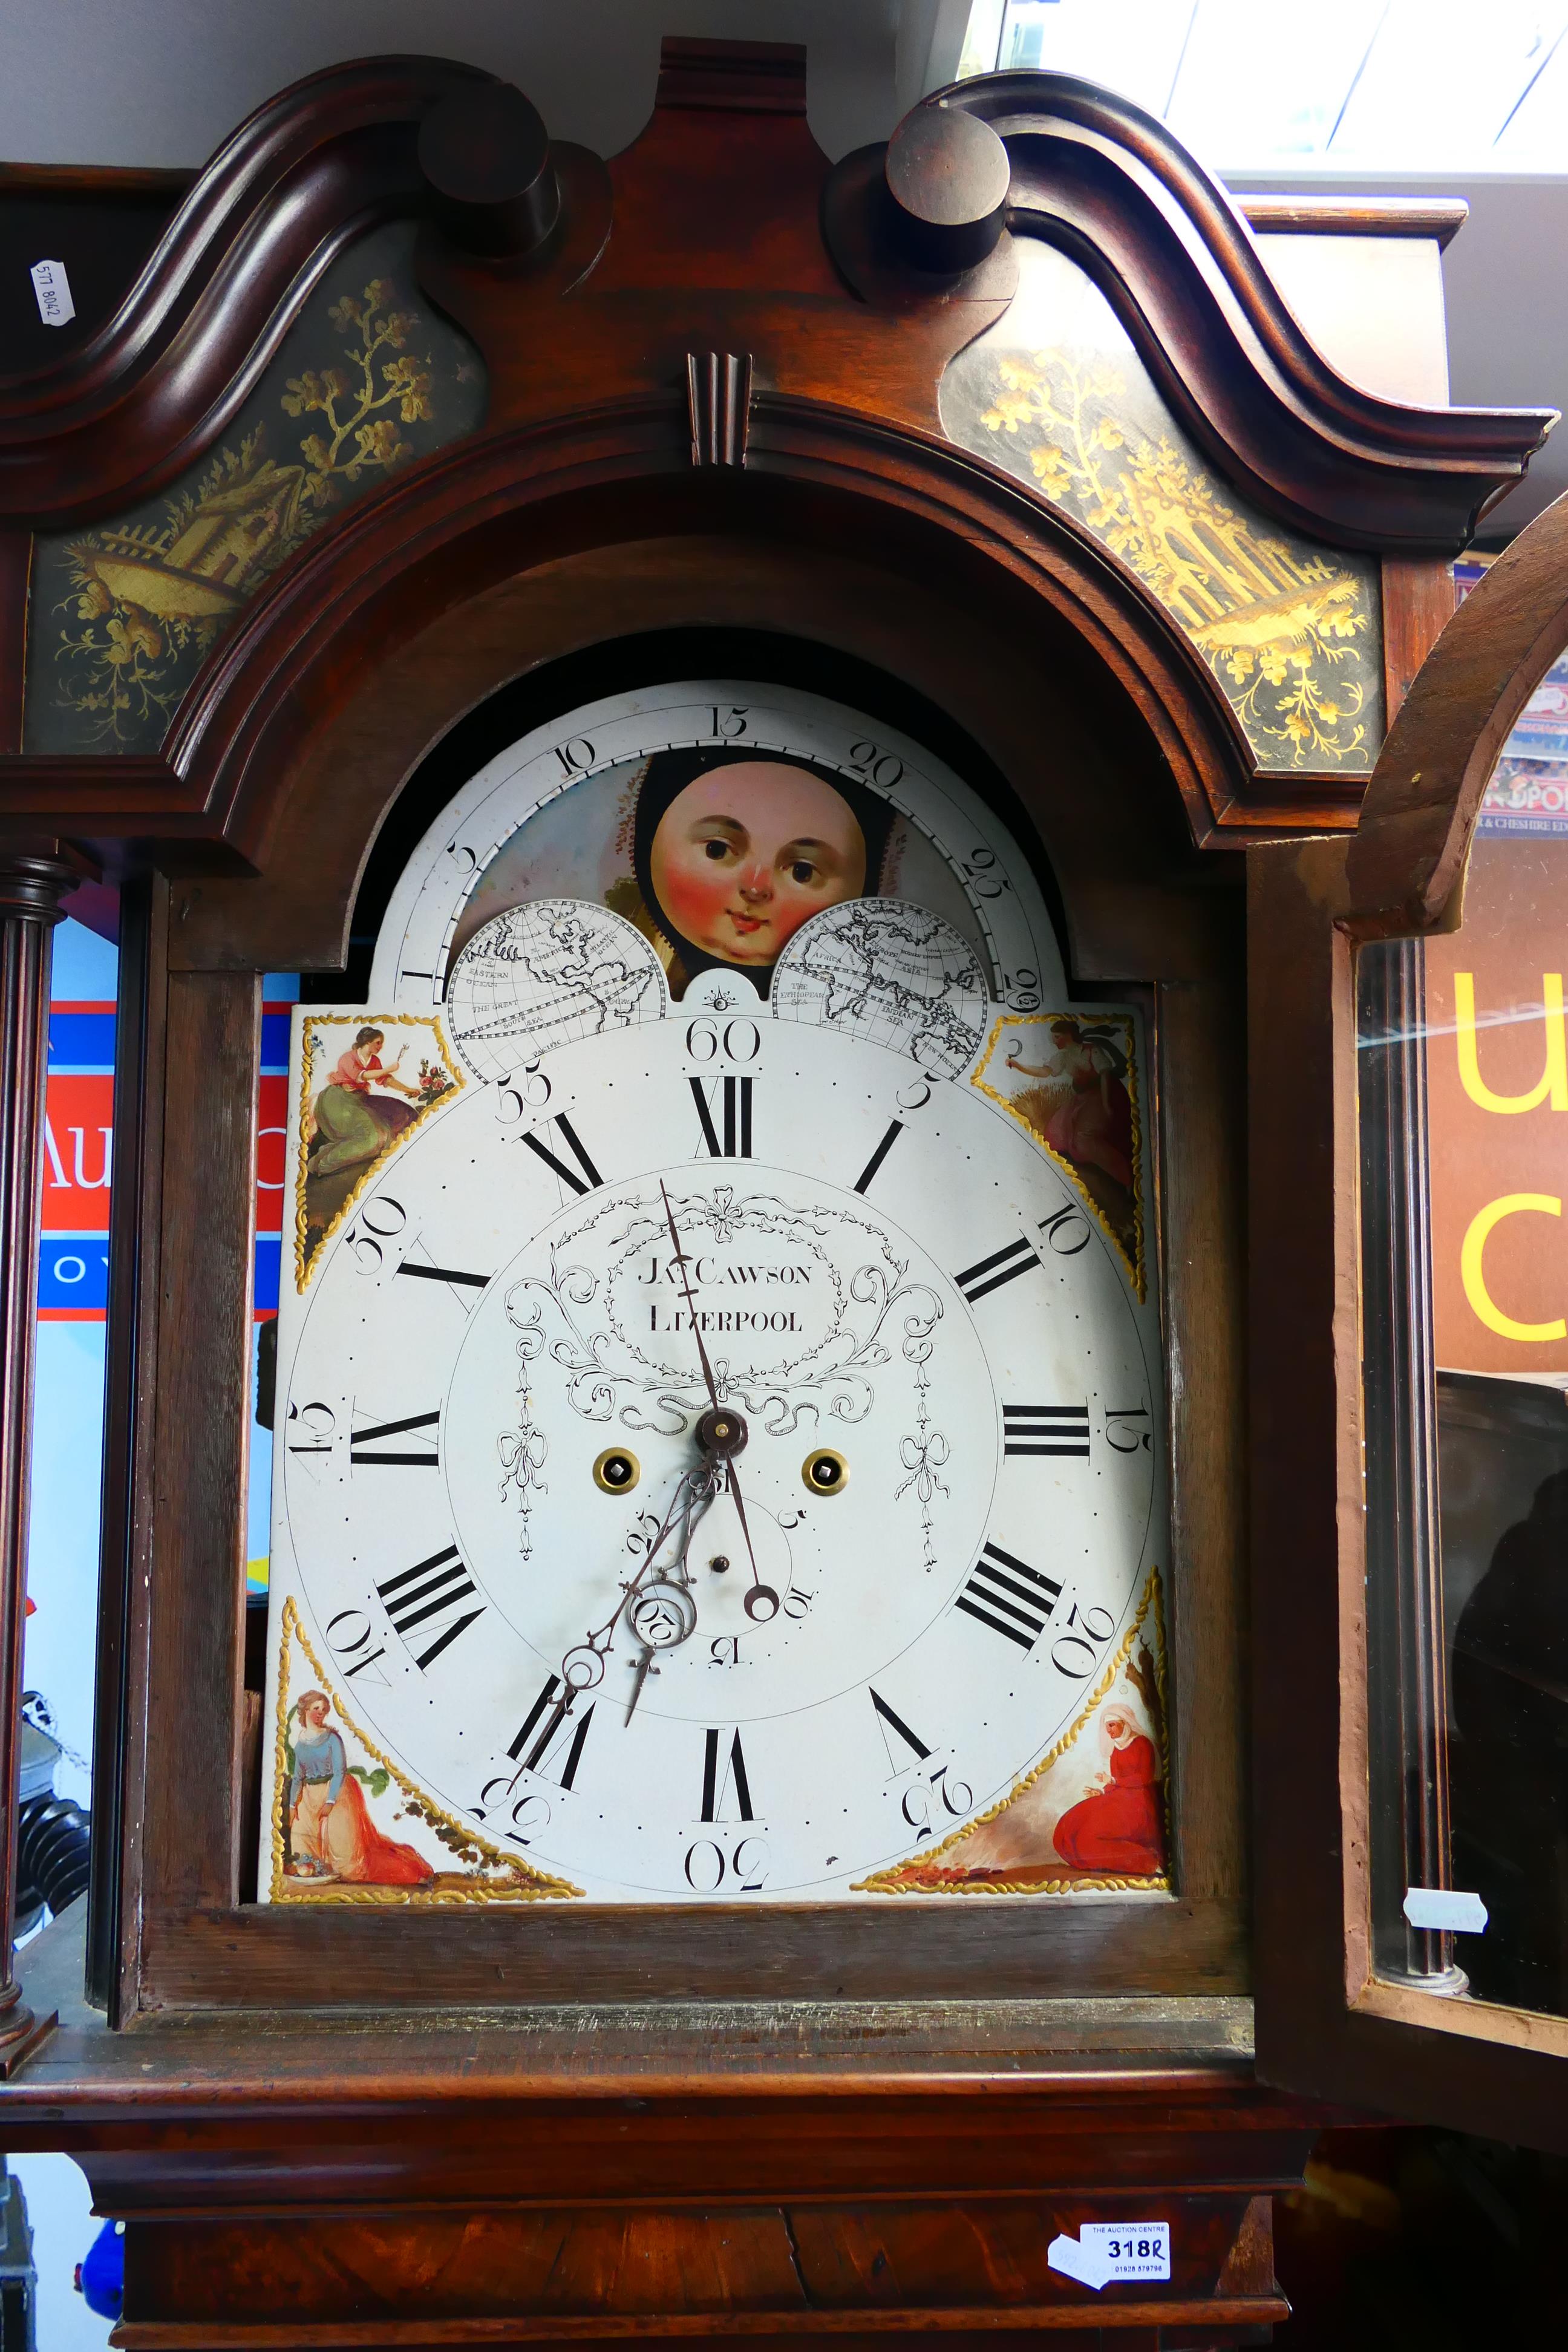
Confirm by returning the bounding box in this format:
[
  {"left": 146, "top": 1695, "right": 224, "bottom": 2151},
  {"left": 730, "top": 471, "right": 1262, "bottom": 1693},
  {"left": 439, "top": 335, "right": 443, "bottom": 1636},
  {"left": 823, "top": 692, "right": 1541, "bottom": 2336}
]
[
  {"left": 658, "top": 1181, "right": 777, "bottom": 1621},
  {"left": 659, "top": 1178, "right": 723, "bottom": 1420}
]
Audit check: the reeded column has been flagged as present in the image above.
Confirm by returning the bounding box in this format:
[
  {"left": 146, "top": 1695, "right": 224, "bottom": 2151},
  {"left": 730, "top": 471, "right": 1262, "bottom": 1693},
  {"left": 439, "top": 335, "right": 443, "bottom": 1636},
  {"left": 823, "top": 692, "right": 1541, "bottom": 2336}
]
[
  {"left": 0, "top": 845, "right": 87, "bottom": 2068},
  {"left": 1359, "top": 936, "right": 1466, "bottom": 1991}
]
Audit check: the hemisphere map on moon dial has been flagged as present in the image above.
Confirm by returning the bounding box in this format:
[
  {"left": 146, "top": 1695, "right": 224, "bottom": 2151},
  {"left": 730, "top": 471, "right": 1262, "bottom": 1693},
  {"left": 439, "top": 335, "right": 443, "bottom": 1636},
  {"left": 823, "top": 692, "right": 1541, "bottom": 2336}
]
[
  {"left": 771, "top": 899, "right": 990, "bottom": 1080},
  {"left": 445, "top": 895, "right": 995, "bottom": 1088},
  {"left": 443, "top": 898, "right": 669, "bottom": 1082}
]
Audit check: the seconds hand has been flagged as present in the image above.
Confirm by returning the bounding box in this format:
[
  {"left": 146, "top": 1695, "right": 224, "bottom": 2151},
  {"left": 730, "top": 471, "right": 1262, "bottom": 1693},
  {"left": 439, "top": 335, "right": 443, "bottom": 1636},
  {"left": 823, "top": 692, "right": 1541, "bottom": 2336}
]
[{"left": 658, "top": 1181, "right": 773, "bottom": 1618}]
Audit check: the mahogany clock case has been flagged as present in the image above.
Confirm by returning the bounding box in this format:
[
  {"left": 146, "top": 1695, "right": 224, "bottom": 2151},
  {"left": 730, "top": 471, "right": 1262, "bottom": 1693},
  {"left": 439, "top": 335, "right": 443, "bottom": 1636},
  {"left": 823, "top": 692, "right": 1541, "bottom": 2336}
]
[{"left": 0, "top": 28, "right": 1537, "bottom": 2036}]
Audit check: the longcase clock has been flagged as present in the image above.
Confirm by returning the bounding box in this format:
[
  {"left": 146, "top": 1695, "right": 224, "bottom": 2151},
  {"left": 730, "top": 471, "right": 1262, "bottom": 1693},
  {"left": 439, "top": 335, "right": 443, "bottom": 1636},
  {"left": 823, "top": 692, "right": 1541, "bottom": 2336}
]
[{"left": 0, "top": 38, "right": 1556, "bottom": 2347}]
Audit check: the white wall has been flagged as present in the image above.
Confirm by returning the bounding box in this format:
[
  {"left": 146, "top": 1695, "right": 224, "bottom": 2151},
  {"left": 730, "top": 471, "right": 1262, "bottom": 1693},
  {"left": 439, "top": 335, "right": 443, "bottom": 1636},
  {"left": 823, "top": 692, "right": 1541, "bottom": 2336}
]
[
  {"left": 1233, "top": 171, "right": 1568, "bottom": 543},
  {"left": 0, "top": 0, "right": 906, "bottom": 169},
  {"left": 8, "top": 2157, "right": 113, "bottom": 2351}
]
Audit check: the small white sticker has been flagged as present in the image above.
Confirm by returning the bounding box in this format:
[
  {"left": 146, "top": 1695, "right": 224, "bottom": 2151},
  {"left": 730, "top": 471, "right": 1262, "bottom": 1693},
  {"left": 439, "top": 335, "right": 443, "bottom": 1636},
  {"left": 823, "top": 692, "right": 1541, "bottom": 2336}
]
[
  {"left": 1048, "top": 2221, "right": 1171, "bottom": 2290},
  {"left": 30, "top": 259, "right": 76, "bottom": 327},
  {"left": 1403, "top": 1886, "right": 1488, "bottom": 1934}
]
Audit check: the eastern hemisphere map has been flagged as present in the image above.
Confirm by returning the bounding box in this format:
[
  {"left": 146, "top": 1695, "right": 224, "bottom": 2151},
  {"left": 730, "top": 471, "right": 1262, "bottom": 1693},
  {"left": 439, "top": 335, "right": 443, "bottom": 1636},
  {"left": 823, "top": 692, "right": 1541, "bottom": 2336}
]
[{"left": 771, "top": 900, "right": 989, "bottom": 1080}]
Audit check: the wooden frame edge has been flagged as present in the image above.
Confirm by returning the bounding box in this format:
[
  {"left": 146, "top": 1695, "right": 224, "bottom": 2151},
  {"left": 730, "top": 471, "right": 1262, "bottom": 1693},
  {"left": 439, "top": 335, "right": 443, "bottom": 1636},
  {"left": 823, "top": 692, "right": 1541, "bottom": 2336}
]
[{"left": 1249, "top": 839, "right": 1568, "bottom": 2153}]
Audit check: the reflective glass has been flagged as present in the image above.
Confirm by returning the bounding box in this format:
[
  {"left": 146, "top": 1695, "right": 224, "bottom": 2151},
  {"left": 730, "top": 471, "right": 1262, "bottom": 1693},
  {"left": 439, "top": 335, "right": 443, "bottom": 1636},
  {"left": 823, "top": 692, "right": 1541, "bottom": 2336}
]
[
  {"left": 1361, "top": 654, "right": 1568, "bottom": 2019},
  {"left": 27, "top": 916, "right": 116, "bottom": 1919}
]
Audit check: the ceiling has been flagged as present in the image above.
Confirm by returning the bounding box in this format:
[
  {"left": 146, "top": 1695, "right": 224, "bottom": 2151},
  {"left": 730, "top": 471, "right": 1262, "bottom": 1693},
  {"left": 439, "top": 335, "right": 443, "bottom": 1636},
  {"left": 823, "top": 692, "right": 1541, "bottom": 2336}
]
[
  {"left": 1230, "top": 169, "right": 1568, "bottom": 543},
  {"left": 967, "top": 0, "right": 1568, "bottom": 174},
  {"left": 0, "top": 1, "right": 923, "bottom": 173},
  {"left": 1, "top": 0, "right": 1561, "bottom": 541}
]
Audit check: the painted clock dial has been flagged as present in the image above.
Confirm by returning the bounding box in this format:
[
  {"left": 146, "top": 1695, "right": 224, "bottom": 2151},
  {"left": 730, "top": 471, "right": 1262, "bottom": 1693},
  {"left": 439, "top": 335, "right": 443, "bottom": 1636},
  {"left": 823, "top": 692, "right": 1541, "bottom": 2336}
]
[{"left": 264, "top": 682, "right": 1169, "bottom": 1906}]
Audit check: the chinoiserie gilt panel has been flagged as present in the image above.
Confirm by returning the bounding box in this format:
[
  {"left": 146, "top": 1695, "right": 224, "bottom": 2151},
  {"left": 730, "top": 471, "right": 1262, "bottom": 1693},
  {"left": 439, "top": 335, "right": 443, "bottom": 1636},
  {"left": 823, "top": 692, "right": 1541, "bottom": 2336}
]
[
  {"left": 22, "top": 222, "right": 486, "bottom": 754},
  {"left": 941, "top": 240, "right": 1385, "bottom": 773}
]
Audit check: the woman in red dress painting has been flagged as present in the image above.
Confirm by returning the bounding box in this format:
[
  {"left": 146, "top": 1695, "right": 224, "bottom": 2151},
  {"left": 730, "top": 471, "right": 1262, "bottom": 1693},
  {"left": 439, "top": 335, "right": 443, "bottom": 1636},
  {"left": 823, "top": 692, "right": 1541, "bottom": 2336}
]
[
  {"left": 1051, "top": 1707, "right": 1163, "bottom": 1876},
  {"left": 308, "top": 1027, "right": 420, "bottom": 1177},
  {"left": 286, "top": 1691, "right": 434, "bottom": 1887}
]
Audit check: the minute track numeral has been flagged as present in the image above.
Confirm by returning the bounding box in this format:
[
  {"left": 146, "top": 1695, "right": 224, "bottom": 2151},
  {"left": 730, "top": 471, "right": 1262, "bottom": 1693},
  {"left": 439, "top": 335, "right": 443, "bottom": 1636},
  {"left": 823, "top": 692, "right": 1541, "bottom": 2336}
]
[
  {"left": 955, "top": 1541, "right": 1063, "bottom": 1650},
  {"left": 520, "top": 1112, "right": 604, "bottom": 1195},
  {"left": 1004, "top": 1403, "right": 1090, "bottom": 1457},
  {"left": 350, "top": 1408, "right": 440, "bottom": 1468},
  {"left": 376, "top": 1544, "right": 485, "bottom": 1670},
  {"left": 954, "top": 1235, "right": 1039, "bottom": 1304},
  {"left": 690, "top": 1075, "right": 753, "bottom": 1158}
]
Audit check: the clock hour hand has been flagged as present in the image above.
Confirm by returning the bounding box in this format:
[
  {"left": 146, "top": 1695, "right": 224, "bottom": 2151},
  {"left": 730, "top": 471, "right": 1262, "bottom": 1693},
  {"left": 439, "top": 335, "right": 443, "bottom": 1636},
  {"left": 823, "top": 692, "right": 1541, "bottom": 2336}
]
[
  {"left": 518, "top": 1463, "right": 710, "bottom": 1769},
  {"left": 532, "top": 1175, "right": 760, "bottom": 1755}
]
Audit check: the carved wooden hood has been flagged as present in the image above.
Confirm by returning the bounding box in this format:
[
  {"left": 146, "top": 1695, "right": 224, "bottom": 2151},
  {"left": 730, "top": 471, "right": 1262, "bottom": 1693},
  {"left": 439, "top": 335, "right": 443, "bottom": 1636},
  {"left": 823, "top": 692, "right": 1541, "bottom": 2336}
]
[{"left": 0, "top": 39, "right": 1553, "bottom": 883}]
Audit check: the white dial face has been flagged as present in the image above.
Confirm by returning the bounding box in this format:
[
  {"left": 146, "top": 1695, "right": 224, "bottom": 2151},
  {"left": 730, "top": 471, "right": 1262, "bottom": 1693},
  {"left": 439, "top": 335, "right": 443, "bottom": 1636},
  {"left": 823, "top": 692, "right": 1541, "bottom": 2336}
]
[
  {"left": 270, "top": 1015, "right": 1160, "bottom": 1902},
  {"left": 266, "top": 680, "right": 1166, "bottom": 1907}
]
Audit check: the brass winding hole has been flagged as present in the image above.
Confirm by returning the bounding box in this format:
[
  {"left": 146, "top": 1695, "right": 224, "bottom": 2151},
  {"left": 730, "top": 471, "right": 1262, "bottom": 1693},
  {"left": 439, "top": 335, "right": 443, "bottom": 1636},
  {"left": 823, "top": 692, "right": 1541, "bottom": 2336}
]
[
  {"left": 593, "top": 1447, "right": 640, "bottom": 1494},
  {"left": 802, "top": 1448, "right": 849, "bottom": 1497}
]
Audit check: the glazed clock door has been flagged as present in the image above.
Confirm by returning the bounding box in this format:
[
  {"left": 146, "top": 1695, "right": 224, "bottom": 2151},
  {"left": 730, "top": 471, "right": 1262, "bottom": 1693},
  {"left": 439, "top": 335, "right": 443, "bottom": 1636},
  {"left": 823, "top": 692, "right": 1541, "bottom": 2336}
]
[{"left": 262, "top": 682, "right": 1169, "bottom": 1906}]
